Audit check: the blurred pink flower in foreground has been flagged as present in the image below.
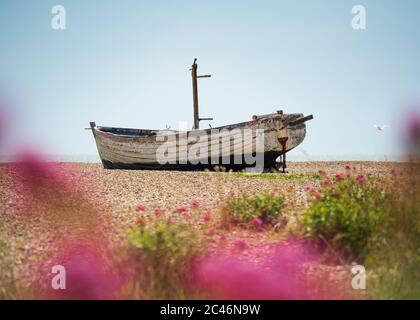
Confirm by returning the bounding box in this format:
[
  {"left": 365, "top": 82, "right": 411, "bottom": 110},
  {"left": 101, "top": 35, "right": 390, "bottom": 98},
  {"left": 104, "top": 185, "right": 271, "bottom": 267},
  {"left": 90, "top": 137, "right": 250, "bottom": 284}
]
[
  {"left": 195, "top": 242, "right": 319, "bottom": 299},
  {"left": 7, "top": 151, "right": 88, "bottom": 216},
  {"left": 42, "top": 242, "right": 124, "bottom": 300},
  {"left": 405, "top": 109, "right": 420, "bottom": 158},
  {"left": 206, "top": 227, "right": 215, "bottom": 235},
  {"left": 406, "top": 109, "right": 420, "bottom": 142},
  {"left": 0, "top": 108, "right": 5, "bottom": 145},
  {"left": 234, "top": 239, "right": 247, "bottom": 251},
  {"left": 0, "top": 97, "right": 12, "bottom": 146},
  {"left": 14, "top": 151, "right": 65, "bottom": 187}
]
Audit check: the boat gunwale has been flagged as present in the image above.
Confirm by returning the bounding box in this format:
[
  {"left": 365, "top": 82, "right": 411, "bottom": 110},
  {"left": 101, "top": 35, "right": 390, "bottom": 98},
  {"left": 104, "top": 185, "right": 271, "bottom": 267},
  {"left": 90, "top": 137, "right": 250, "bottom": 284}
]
[{"left": 93, "top": 113, "right": 304, "bottom": 138}]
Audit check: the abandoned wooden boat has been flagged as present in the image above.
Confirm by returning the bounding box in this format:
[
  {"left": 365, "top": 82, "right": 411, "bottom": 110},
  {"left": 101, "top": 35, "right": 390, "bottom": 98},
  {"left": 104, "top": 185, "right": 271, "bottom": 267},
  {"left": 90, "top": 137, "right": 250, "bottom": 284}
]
[{"left": 90, "top": 59, "right": 313, "bottom": 171}]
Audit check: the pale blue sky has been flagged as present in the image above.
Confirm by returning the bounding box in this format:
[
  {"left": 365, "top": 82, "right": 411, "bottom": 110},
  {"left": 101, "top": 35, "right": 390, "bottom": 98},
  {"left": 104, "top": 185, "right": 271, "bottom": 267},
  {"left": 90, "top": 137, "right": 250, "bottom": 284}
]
[{"left": 1, "top": 0, "right": 419, "bottom": 160}]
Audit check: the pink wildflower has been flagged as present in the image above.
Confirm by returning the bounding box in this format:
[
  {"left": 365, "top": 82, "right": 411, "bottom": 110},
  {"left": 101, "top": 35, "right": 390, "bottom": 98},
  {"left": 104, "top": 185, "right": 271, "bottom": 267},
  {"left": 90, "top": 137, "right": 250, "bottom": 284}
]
[
  {"left": 207, "top": 227, "right": 215, "bottom": 235},
  {"left": 335, "top": 173, "right": 346, "bottom": 181},
  {"left": 320, "top": 178, "right": 331, "bottom": 187},
  {"left": 176, "top": 205, "right": 188, "bottom": 213},
  {"left": 251, "top": 217, "right": 264, "bottom": 228},
  {"left": 356, "top": 174, "right": 365, "bottom": 183},
  {"left": 135, "top": 204, "right": 145, "bottom": 212},
  {"left": 304, "top": 185, "right": 312, "bottom": 192},
  {"left": 154, "top": 208, "right": 163, "bottom": 217},
  {"left": 203, "top": 212, "right": 212, "bottom": 222},
  {"left": 191, "top": 199, "right": 200, "bottom": 208}
]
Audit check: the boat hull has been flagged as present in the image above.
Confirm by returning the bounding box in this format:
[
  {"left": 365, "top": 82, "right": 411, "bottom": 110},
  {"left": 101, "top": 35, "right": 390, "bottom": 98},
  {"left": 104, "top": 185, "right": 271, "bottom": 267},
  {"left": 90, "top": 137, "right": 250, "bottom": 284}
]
[
  {"left": 90, "top": 113, "right": 309, "bottom": 171},
  {"left": 99, "top": 151, "right": 282, "bottom": 171}
]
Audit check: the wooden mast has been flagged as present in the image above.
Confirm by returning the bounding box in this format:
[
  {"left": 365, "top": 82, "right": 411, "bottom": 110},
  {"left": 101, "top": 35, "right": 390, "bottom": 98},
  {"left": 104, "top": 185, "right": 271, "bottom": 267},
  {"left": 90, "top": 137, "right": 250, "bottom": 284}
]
[
  {"left": 191, "top": 59, "right": 200, "bottom": 129},
  {"left": 191, "top": 58, "right": 212, "bottom": 129}
]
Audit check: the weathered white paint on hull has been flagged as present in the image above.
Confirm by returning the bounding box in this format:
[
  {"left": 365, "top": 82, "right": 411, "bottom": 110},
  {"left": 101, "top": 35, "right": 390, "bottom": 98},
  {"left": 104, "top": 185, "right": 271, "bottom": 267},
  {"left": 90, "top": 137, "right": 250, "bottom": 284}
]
[{"left": 90, "top": 112, "right": 310, "bottom": 170}]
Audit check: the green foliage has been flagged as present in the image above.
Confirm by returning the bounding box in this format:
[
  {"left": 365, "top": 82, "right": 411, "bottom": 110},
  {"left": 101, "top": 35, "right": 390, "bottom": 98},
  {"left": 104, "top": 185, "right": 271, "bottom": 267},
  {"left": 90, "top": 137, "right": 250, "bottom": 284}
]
[
  {"left": 301, "top": 175, "right": 390, "bottom": 262},
  {"left": 126, "top": 220, "right": 203, "bottom": 299},
  {"left": 222, "top": 192, "right": 285, "bottom": 228},
  {"left": 0, "top": 241, "right": 12, "bottom": 299},
  {"left": 370, "top": 245, "right": 420, "bottom": 299},
  {"left": 311, "top": 173, "right": 323, "bottom": 180},
  {"left": 300, "top": 166, "right": 420, "bottom": 298},
  {"left": 367, "top": 167, "right": 420, "bottom": 299},
  {"left": 0, "top": 241, "right": 26, "bottom": 300}
]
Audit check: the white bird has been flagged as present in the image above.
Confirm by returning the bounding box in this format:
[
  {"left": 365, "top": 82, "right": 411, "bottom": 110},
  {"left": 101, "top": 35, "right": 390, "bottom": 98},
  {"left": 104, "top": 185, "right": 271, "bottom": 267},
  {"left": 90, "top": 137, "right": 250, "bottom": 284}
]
[{"left": 374, "top": 124, "right": 390, "bottom": 131}]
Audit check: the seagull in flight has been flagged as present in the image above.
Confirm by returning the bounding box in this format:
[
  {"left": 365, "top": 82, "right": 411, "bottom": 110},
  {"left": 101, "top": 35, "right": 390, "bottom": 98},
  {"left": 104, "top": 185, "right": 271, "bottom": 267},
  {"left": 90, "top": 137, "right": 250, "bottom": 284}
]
[{"left": 374, "top": 124, "right": 390, "bottom": 131}]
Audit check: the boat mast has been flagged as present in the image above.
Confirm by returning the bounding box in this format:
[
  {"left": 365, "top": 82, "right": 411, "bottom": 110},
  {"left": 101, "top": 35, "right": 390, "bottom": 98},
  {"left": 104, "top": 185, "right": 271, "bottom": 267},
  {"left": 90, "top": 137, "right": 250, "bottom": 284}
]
[{"left": 191, "top": 58, "right": 212, "bottom": 129}]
